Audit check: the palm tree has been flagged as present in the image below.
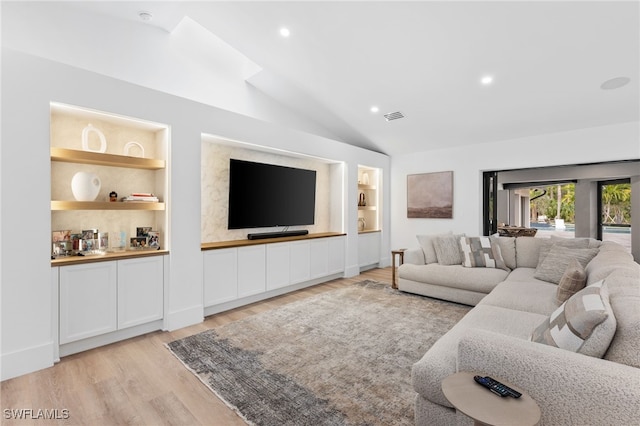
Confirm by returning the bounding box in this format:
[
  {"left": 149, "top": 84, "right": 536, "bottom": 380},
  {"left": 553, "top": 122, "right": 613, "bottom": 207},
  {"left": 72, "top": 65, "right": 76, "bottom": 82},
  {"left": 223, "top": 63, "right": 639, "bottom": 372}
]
[{"left": 602, "top": 184, "right": 631, "bottom": 224}]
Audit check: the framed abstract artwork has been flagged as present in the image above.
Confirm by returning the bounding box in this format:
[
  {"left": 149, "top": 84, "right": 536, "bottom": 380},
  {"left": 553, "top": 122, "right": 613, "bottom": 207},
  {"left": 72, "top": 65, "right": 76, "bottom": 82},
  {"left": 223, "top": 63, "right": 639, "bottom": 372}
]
[{"left": 407, "top": 171, "right": 453, "bottom": 218}]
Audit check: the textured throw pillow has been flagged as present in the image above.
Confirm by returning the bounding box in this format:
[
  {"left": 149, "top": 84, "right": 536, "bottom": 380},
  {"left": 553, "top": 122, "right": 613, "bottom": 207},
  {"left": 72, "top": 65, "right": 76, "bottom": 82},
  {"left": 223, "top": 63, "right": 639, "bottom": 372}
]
[
  {"left": 531, "top": 280, "right": 613, "bottom": 355},
  {"left": 534, "top": 246, "right": 599, "bottom": 284},
  {"left": 433, "top": 234, "right": 464, "bottom": 265},
  {"left": 536, "top": 238, "right": 589, "bottom": 269},
  {"left": 549, "top": 235, "right": 591, "bottom": 249},
  {"left": 416, "top": 232, "right": 452, "bottom": 264},
  {"left": 460, "top": 236, "right": 510, "bottom": 271},
  {"left": 556, "top": 259, "right": 587, "bottom": 304}
]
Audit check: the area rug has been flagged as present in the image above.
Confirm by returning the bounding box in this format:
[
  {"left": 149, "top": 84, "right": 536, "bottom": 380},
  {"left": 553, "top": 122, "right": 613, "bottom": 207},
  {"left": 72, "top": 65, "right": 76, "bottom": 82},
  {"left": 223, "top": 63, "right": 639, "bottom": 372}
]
[{"left": 167, "top": 280, "right": 471, "bottom": 426}]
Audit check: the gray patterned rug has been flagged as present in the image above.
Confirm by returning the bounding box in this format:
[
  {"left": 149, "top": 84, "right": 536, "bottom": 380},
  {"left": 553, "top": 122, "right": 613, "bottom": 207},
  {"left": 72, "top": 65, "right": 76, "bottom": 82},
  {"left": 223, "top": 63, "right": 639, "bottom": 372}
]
[{"left": 167, "top": 280, "right": 470, "bottom": 425}]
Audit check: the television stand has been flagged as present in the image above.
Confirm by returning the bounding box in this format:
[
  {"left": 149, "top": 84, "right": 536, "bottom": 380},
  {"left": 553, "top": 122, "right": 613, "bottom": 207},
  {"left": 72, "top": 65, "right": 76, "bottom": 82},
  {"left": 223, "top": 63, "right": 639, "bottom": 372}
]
[{"left": 247, "top": 230, "right": 309, "bottom": 240}]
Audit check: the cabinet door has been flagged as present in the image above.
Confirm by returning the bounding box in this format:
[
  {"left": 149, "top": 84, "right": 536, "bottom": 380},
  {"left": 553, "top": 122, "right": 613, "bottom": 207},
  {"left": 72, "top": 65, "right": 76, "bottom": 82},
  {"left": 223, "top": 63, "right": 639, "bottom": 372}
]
[
  {"left": 203, "top": 248, "right": 238, "bottom": 307},
  {"left": 237, "top": 245, "right": 266, "bottom": 298},
  {"left": 59, "top": 262, "right": 117, "bottom": 344},
  {"left": 267, "top": 243, "right": 290, "bottom": 290},
  {"left": 290, "top": 241, "right": 311, "bottom": 284},
  {"left": 327, "top": 236, "right": 346, "bottom": 274},
  {"left": 309, "top": 239, "right": 329, "bottom": 279},
  {"left": 117, "top": 256, "right": 164, "bottom": 330},
  {"left": 358, "top": 233, "right": 381, "bottom": 267}
]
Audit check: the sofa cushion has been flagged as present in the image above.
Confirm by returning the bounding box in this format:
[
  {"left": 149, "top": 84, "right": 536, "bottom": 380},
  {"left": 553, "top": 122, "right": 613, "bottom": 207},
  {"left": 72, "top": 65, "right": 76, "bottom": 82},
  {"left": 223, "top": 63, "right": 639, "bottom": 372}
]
[
  {"left": 533, "top": 246, "right": 598, "bottom": 284},
  {"left": 433, "top": 234, "right": 464, "bottom": 265},
  {"left": 490, "top": 236, "right": 516, "bottom": 270},
  {"left": 459, "top": 236, "right": 510, "bottom": 271},
  {"left": 398, "top": 263, "right": 508, "bottom": 294},
  {"left": 416, "top": 232, "right": 452, "bottom": 264},
  {"left": 585, "top": 249, "right": 635, "bottom": 285},
  {"left": 530, "top": 280, "right": 616, "bottom": 357},
  {"left": 515, "top": 237, "right": 552, "bottom": 268},
  {"left": 479, "top": 280, "right": 559, "bottom": 316},
  {"left": 556, "top": 259, "right": 587, "bottom": 304}
]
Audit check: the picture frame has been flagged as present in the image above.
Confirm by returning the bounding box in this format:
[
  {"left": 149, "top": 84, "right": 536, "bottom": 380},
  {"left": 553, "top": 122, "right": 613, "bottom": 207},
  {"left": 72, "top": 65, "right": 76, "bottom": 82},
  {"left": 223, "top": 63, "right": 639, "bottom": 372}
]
[
  {"left": 136, "top": 227, "right": 152, "bottom": 238},
  {"left": 130, "top": 237, "right": 148, "bottom": 248},
  {"left": 407, "top": 171, "right": 454, "bottom": 219},
  {"left": 148, "top": 231, "right": 160, "bottom": 248}
]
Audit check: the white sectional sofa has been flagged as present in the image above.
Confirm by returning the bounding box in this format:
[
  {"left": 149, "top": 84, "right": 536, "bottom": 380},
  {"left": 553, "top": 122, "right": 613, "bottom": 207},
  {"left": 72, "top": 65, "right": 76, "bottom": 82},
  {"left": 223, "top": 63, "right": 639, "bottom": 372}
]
[{"left": 398, "top": 233, "right": 640, "bottom": 425}]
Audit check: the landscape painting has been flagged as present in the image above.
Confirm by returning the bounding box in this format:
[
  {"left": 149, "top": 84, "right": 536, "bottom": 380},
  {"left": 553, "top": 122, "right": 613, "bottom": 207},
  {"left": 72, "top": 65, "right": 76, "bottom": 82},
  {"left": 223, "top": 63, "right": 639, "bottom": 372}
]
[{"left": 407, "top": 171, "right": 453, "bottom": 218}]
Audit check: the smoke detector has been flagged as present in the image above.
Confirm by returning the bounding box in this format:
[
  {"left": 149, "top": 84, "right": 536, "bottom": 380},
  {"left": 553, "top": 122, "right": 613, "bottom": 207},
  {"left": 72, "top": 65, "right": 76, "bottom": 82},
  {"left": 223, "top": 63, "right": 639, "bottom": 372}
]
[{"left": 138, "top": 11, "right": 153, "bottom": 22}]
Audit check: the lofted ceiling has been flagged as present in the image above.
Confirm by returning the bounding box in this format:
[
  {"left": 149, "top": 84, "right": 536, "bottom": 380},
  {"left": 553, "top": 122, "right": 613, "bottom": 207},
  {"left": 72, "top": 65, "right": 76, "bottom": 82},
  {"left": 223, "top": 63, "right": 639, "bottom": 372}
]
[{"left": 5, "top": 1, "right": 639, "bottom": 156}]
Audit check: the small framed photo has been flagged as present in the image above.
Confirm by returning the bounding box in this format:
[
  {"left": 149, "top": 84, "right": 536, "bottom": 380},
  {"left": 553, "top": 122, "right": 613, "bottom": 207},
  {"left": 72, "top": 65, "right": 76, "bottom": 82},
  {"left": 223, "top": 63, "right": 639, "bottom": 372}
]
[
  {"left": 52, "top": 230, "right": 71, "bottom": 243},
  {"left": 82, "top": 229, "right": 98, "bottom": 240},
  {"left": 136, "top": 227, "right": 152, "bottom": 238},
  {"left": 130, "top": 237, "right": 148, "bottom": 248},
  {"left": 98, "top": 232, "right": 109, "bottom": 250},
  {"left": 148, "top": 231, "right": 160, "bottom": 248}
]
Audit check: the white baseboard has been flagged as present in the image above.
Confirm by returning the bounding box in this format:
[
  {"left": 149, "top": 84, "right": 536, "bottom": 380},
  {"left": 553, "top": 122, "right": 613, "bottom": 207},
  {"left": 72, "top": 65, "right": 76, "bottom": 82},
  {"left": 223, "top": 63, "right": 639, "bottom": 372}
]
[
  {"left": 1, "top": 341, "right": 54, "bottom": 381},
  {"left": 165, "top": 305, "right": 203, "bottom": 331}
]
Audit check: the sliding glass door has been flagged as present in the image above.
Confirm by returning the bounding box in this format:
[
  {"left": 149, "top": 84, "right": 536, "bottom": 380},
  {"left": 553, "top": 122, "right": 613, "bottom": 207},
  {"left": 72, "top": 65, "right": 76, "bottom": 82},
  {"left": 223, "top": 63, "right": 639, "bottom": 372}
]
[{"left": 597, "top": 179, "right": 631, "bottom": 252}]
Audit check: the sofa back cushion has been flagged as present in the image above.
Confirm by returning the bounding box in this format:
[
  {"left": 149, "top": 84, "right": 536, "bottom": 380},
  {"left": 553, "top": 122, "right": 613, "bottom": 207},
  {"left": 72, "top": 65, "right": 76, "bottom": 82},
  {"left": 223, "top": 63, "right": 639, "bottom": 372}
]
[
  {"left": 585, "top": 248, "right": 635, "bottom": 285},
  {"left": 490, "top": 236, "right": 516, "bottom": 270},
  {"left": 515, "top": 237, "right": 551, "bottom": 268}
]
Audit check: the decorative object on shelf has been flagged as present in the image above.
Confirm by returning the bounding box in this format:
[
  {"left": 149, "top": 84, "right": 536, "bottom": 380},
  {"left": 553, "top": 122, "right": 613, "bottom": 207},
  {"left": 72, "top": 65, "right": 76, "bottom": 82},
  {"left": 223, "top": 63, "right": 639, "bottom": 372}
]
[
  {"left": 109, "top": 191, "right": 118, "bottom": 202},
  {"left": 148, "top": 231, "right": 160, "bottom": 248},
  {"left": 407, "top": 171, "right": 454, "bottom": 219},
  {"left": 123, "top": 141, "right": 145, "bottom": 158},
  {"left": 362, "top": 172, "right": 370, "bottom": 185},
  {"left": 358, "top": 217, "right": 366, "bottom": 232},
  {"left": 71, "top": 171, "right": 101, "bottom": 201},
  {"left": 122, "top": 193, "right": 159, "bottom": 202},
  {"left": 358, "top": 192, "right": 366, "bottom": 206},
  {"left": 81, "top": 123, "right": 107, "bottom": 153}
]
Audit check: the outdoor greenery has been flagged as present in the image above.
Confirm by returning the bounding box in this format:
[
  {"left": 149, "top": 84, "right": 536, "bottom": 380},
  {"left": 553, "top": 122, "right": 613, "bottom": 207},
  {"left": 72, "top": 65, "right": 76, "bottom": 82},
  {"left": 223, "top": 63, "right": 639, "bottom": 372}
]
[{"left": 529, "top": 183, "right": 631, "bottom": 225}]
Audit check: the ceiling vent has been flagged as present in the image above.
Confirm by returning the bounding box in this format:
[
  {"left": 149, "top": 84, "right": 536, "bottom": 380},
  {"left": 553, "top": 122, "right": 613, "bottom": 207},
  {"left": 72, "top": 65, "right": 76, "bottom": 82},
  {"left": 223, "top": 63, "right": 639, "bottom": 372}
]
[{"left": 384, "top": 111, "right": 405, "bottom": 121}]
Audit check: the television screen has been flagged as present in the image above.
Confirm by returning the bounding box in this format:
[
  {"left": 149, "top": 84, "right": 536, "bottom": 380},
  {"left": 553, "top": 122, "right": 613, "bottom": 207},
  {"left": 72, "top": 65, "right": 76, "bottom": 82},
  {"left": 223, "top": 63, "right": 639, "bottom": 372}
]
[{"left": 228, "top": 159, "right": 316, "bottom": 229}]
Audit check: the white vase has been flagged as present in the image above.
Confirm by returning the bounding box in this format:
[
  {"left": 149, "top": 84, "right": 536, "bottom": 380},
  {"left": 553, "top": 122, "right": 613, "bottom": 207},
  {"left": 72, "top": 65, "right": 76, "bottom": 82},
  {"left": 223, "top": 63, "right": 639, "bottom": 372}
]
[
  {"left": 71, "top": 172, "right": 101, "bottom": 201},
  {"left": 81, "top": 124, "right": 107, "bottom": 153}
]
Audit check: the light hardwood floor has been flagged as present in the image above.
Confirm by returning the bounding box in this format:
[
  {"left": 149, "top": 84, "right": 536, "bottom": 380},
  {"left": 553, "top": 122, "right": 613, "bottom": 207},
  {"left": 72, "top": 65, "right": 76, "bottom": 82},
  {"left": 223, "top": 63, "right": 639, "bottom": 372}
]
[{"left": 1, "top": 267, "right": 392, "bottom": 425}]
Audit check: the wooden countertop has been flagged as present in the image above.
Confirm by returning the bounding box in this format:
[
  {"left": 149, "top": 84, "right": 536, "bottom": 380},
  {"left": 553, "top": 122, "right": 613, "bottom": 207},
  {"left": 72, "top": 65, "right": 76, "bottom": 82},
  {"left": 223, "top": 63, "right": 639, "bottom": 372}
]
[
  {"left": 201, "top": 232, "right": 346, "bottom": 250},
  {"left": 51, "top": 249, "right": 169, "bottom": 266}
]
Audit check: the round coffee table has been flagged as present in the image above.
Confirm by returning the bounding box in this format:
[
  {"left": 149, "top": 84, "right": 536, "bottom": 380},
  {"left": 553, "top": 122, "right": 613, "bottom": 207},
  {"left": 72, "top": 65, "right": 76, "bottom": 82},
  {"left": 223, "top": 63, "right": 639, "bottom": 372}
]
[{"left": 441, "top": 371, "right": 541, "bottom": 426}]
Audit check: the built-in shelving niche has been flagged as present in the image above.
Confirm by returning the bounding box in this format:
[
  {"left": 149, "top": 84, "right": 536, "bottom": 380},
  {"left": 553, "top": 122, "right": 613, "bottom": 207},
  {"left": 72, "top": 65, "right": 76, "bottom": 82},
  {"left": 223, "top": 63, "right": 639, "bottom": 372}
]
[
  {"left": 50, "top": 102, "right": 169, "bottom": 261},
  {"left": 200, "top": 134, "right": 345, "bottom": 244},
  {"left": 357, "top": 165, "right": 381, "bottom": 232}
]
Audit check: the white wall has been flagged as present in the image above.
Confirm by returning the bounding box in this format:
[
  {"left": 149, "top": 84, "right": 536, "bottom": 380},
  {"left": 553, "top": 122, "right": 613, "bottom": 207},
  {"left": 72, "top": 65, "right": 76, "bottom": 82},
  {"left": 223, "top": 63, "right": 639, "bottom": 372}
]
[
  {"left": 0, "top": 49, "right": 390, "bottom": 380},
  {"left": 391, "top": 122, "right": 640, "bottom": 250}
]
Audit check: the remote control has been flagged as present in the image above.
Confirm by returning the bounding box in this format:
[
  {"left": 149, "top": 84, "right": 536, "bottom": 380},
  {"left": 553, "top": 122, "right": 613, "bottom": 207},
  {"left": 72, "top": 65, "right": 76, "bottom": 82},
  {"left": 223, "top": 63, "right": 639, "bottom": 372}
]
[{"left": 473, "top": 375, "right": 521, "bottom": 398}]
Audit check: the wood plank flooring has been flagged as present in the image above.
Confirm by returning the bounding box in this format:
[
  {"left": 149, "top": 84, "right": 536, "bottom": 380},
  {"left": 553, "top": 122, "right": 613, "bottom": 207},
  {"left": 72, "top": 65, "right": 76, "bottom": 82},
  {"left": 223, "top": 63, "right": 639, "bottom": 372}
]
[{"left": 1, "top": 267, "right": 392, "bottom": 426}]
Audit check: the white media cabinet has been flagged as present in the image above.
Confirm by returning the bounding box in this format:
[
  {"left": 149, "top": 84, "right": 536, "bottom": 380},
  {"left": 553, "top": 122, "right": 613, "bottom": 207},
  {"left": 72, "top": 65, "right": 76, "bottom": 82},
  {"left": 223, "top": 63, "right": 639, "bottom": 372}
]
[{"left": 202, "top": 232, "right": 346, "bottom": 316}]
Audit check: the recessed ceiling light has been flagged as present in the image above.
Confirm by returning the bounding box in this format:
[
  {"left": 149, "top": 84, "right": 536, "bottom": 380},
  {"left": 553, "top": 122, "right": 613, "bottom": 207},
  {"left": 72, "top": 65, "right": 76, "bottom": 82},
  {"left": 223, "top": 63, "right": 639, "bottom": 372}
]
[
  {"left": 480, "top": 75, "right": 494, "bottom": 85},
  {"left": 280, "top": 27, "right": 291, "bottom": 38},
  {"left": 370, "top": 106, "right": 379, "bottom": 113},
  {"left": 138, "top": 11, "right": 153, "bottom": 22},
  {"left": 600, "top": 76, "right": 630, "bottom": 90}
]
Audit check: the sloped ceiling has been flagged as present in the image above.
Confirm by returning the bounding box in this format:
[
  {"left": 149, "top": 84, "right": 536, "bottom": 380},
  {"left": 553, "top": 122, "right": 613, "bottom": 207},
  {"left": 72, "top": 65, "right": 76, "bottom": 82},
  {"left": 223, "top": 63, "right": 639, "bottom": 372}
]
[{"left": 4, "top": 1, "right": 639, "bottom": 156}]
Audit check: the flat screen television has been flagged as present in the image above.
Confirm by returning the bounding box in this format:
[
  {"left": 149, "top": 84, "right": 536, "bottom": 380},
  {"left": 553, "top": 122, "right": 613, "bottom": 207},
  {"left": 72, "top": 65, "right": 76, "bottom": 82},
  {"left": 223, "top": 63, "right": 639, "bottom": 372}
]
[{"left": 228, "top": 159, "right": 316, "bottom": 229}]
